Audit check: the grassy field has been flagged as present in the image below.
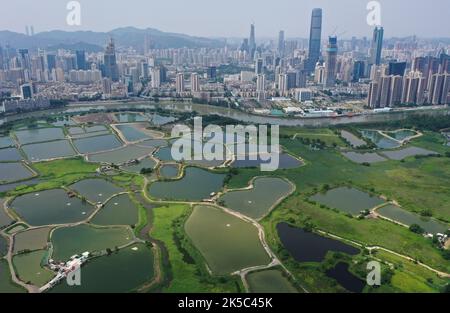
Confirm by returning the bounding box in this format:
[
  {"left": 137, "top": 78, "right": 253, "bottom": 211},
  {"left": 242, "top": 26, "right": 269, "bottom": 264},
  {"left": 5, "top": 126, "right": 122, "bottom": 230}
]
[
  {"left": 281, "top": 128, "right": 346, "bottom": 147},
  {"left": 373, "top": 250, "right": 449, "bottom": 293},
  {"left": 8, "top": 158, "right": 98, "bottom": 196},
  {"left": 227, "top": 128, "right": 450, "bottom": 290},
  {"left": 229, "top": 135, "right": 450, "bottom": 222},
  {"left": 151, "top": 203, "right": 240, "bottom": 292}
]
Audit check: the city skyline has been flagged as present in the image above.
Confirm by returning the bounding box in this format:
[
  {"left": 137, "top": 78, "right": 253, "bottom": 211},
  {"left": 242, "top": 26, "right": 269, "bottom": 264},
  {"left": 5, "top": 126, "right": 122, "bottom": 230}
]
[{"left": 1, "top": 0, "right": 450, "bottom": 39}]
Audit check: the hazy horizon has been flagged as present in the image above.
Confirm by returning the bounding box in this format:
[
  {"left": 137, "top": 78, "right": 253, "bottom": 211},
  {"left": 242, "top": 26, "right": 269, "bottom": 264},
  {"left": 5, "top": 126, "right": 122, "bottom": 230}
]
[{"left": 1, "top": 0, "right": 449, "bottom": 39}]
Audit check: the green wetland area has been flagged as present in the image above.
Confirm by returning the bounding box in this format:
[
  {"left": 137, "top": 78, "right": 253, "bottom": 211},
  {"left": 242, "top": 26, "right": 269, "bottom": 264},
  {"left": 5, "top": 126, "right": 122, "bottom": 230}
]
[{"left": 0, "top": 107, "right": 449, "bottom": 294}]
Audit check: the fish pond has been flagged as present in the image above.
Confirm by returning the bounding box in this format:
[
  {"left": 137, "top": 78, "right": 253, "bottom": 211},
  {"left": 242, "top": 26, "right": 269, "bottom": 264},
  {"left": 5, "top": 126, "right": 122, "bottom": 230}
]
[
  {"left": 340, "top": 130, "right": 366, "bottom": 148},
  {"left": 14, "top": 128, "right": 65, "bottom": 145},
  {"left": 91, "top": 194, "right": 138, "bottom": 226},
  {"left": 0, "top": 201, "right": 14, "bottom": 228},
  {"left": 10, "top": 189, "right": 95, "bottom": 226},
  {"left": 377, "top": 204, "right": 449, "bottom": 234},
  {"left": 70, "top": 178, "right": 124, "bottom": 204},
  {"left": 50, "top": 243, "right": 154, "bottom": 293},
  {"left": 341, "top": 152, "right": 387, "bottom": 164},
  {"left": 246, "top": 269, "right": 298, "bottom": 293},
  {"left": 73, "top": 134, "right": 122, "bottom": 154},
  {"left": 0, "top": 136, "right": 14, "bottom": 148},
  {"left": 383, "top": 129, "right": 418, "bottom": 141},
  {"left": 148, "top": 167, "right": 225, "bottom": 201},
  {"left": 115, "top": 124, "right": 150, "bottom": 142},
  {"left": 0, "top": 260, "right": 24, "bottom": 293},
  {"left": 0, "top": 147, "right": 23, "bottom": 162},
  {"left": 219, "top": 177, "right": 294, "bottom": 219},
  {"left": 51, "top": 224, "right": 134, "bottom": 261},
  {"left": 360, "top": 130, "right": 400, "bottom": 149},
  {"left": 159, "top": 164, "right": 180, "bottom": 178},
  {"left": 325, "top": 262, "right": 365, "bottom": 293},
  {"left": 185, "top": 205, "right": 271, "bottom": 275},
  {"left": 310, "top": 187, "right": 385, "bottom": 215},
  {"left": 22, "top": 140, "right": 77, "bottom": 161},
  {"left": 0, "top": 163, "right": 34, "bottom": 183},
  {"left": 277, "top": 223, "right": 360, "bottom": 262},
  {"left": 88, "top": 145, "right": 155, "bottom": 164},
  {"left": 121, "top": 158, "right": 157, "bottom": 173},
  {"left": 381, "top": 147, "right": 438, "bottom": 161},
  {"left": 13, "top": 250, "right": 55, "bottom": 287},
  {"left": 13, "top": 227, "right": 51, "bottom": 254}
]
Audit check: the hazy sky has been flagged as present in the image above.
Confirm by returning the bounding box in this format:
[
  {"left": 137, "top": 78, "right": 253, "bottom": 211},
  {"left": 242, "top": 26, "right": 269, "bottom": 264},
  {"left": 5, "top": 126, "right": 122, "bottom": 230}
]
[{"left": 1, "top": 0, "right": 449, "bottom": 38}]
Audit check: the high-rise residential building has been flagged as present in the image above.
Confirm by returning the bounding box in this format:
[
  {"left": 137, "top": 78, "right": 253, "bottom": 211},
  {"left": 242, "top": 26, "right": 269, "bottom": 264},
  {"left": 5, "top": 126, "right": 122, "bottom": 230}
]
[
  {"left": 379, "top": 76, "right": 392, "bottom": 107},
  {"left": 140, "top": 61, "right": 149, "bottom": 80},
  {"left": 429, "top": 73, "right": 445, "bottom": 104},
  {"left": 151, "top": 67, "right": 161, "bottom": 88},
  {"left": 367, "top": 82, "right": 379, "bottom": 108},
  {"left": 256, "top": 74, "right": 265, "bottom": 101},
  {"left": 388, "top": 62, "right": 406, "bottom": 76},
  {"left": 278, "top": 31, "right": 285, "bottom": 57},
  {"left": 75, "top": 50, "right": 86, "bottom": 70},
  {"left": 324, "top": 36, "right": 338, "bottom": 87},
  {"left": 278, "top": 74, "right": 288, "bottom": 96},
  {"left": 306, "top": 8, "right": 322, "bottom": 72},
  {"left": 102, "top": 78, "right": 112, "bottom": 95},
  {"left": 441, "top": 73, "right": 450, "bottom": 104},
  {"left": 369, "top": 27, "right": 384, "bottom": 67},
  {"left": 191, "top": 73, "right": 200, "bottom": 92},
  {"left": 176, "top": 73, "right": 185, "bottom": 94},
  {"left": 402, "top": 71, "right": 425, "bottom": 105},
  {"left": 314, "top": 63, "right": 326, "bottom": 84},
  {"left": 390, "top": 75, "right": 404, "bottom": 106},
  {"left": 103, "top": 38, "right": 119, "bottom": 82},
  {"left": 249, "top": 23, "right": 256, "bottom": 59}
]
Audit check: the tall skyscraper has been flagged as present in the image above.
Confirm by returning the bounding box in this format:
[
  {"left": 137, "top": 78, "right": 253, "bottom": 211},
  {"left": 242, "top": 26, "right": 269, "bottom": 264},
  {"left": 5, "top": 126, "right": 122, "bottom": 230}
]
[
  {"left": 324, "top": 36, "right": 338, "bottom": 87},
  {"left": 369, "top": 27, "right": 384, "bottom": 66},
  {"left": 75, "top": 50, "right": 86, "bottom": 70},
  {"left": 352, "top": 61, "right": 365, "bottom": 82},
  {"left": 20, "top": 84, "right": 33, "bottom": 99},
  {"left": 249, "top": 24, "right": 256, "bottom": 59},
  {"left": 307, "top": 8, "right": 323, "bottom": 72},
  {"left": 255, "top": 58, "right": 263, "bottom": 75},
  {"left": 207, "top": 66, "right": 217, "bottom": 80},
  {"left": 103, "top": 38, "right": 119, "bottom": 82},
  {"left": 46, "top": 54, "right": 56, "bottom": 71},
  {"left": 278, "top": 30, "right": 285, "bottom": 57}
]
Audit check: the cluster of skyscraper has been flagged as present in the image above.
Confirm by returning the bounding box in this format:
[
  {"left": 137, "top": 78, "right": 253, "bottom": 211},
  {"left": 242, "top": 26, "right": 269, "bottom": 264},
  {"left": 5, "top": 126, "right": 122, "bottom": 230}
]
[{"left": 368, "top": 53, "right": 450, "bottom": 108}]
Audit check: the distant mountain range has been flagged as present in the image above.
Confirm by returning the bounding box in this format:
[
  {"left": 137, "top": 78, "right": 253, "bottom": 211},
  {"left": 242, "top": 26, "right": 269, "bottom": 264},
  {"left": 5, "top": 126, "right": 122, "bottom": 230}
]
[{"left": 0, "top": 27, "right": 225, "bottom": 52}]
